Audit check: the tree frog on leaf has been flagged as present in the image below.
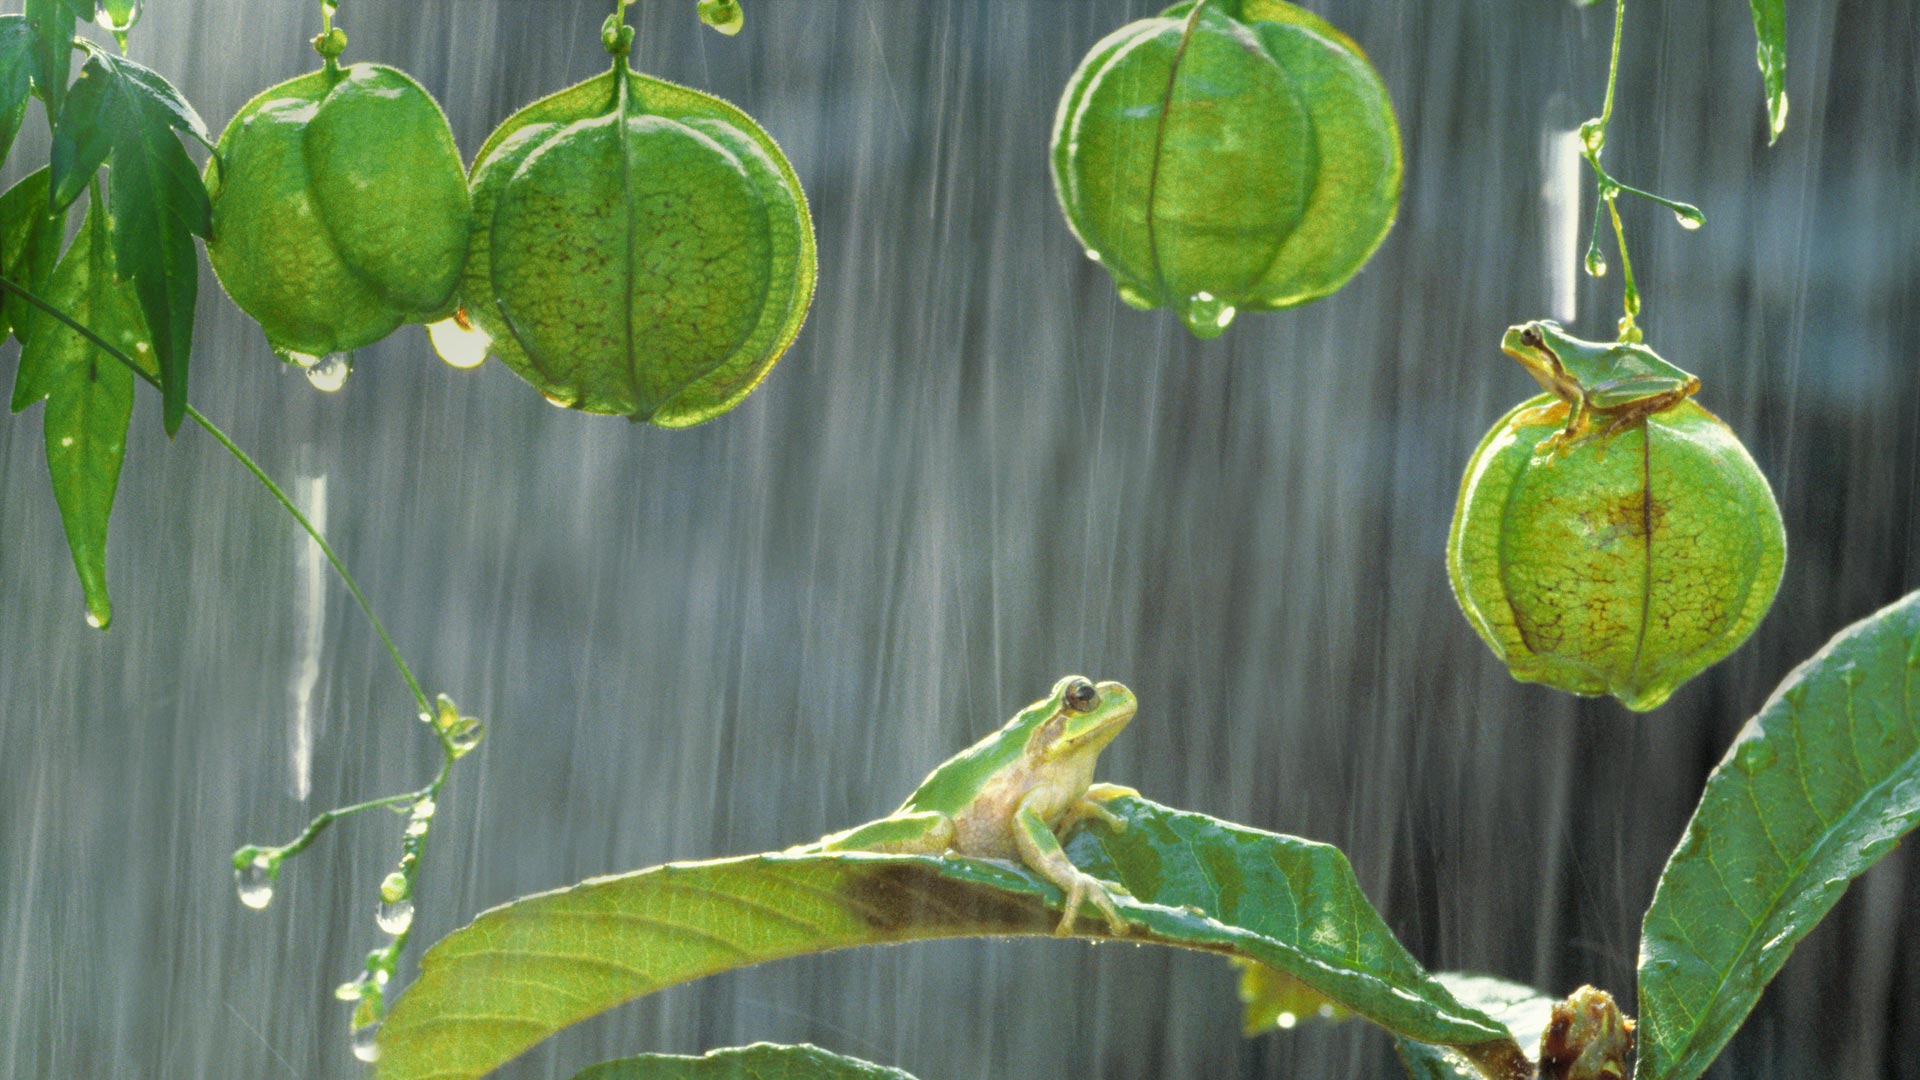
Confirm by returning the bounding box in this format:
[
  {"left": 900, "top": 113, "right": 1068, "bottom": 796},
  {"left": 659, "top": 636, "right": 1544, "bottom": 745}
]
[
  {"left": 1502, "top": 320, "right": 1700, "bottom": 456},
  {"left": 797, "top": 675, "right": 1139, "bottom": 937}
]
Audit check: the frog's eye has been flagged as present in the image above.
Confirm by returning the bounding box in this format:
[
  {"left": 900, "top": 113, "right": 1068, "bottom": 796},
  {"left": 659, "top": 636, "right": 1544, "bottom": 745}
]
[
  {"left": 1520, "top": 326, "right": 1545, "bottom": 349},
  {"left": 1063, "top": 678, "right": 1099, "bottom": 713}
]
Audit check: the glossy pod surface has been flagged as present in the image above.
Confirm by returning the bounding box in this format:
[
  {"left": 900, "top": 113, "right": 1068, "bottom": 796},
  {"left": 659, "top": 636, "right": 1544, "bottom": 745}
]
[
  {"left": 1051, "top": 0, "right": 1400, "bottom": 337},
  {"left": 464, "top": 67, "right": 815, "bottom": 426},
  {"left": 1448, "top": 397, "right": 1787, "bottom": 712},
  {"left": 206, "top": 64, "right": 470, "bottom": 358}
]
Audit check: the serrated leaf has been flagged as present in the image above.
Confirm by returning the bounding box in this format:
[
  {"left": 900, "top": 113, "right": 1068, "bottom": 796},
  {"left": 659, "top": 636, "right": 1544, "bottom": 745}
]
[
  {"left": 571, "top": 1044, "right": 919, "bottom": 1080},
  {"left": 50, "top": 49, "right": 209, "bottom": 435},
  {"left": 1749, "top": 0, "right": 1788, "bottom": 143},
  {"left": 378, "top": 796, "right": 1524, "bottom": 1080},
  {"left": 9, "top": 192, "right": 151, "bottom": 630},
  {"left": 1393, "top": 974, "right": 1555, "bottom": 1080},
  {"left": 1635, "top": 591, "right": 1920, "bottom": 1080},
  {"left": 0, "top": 16, "right": 35, "bottom": 168},
  {"left": 0, "top": 168, "right": 60, "bottom": 344}
]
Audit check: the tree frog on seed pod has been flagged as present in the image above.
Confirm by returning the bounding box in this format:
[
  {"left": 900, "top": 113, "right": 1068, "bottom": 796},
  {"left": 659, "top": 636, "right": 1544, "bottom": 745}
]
[
  {"left": 795, "top": 676, "right": 1140, "bottom": 937},
  {"left": 1503, "top": 319, "right": 1701, "bottom": 457}
]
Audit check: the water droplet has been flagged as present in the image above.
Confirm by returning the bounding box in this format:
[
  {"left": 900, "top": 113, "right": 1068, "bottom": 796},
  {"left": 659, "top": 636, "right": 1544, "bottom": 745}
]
[
  {"left": 335, "top": 977, "right": 368, "bottom": 1002},
  {"left": 1180, "top": 292, "right": 1235, "bottom": 339},
  {"left": 1084, "top": 249, "right": 1101, "bottom": 263},
  {"left": 542, "top": 390, "right": 577, "bottom": 410},
  {"left": 1114, "top": 283, "right": 1156, "bottom": 311},
  {"left": 1771, "top": 91, "right": 1789, "bottom": 136},
  {"left": 84, "top": 610, "right": 105, "bottom": 630},
  {"left": 94, "top": 0, "right": 140, "bottom": 47},
  {"left": 427, "top": 313, "right": 492, "bottom": 370},
  {"left": 305, "top": 353, "right": 351, "bottom": 393},
  {"left": 448, "top": 719, "right": 485, "bottom": 758},
  {"left": 1733, "top": 738, "right": 1776, "bottom": 776},
  {"left": 285, "top": 350, "right": 321, "bottom": 369},
  {"left": 235, "top": 851, "right": 277, "bottom": 910},
  {"left": 379, "top": 871, "right": 410, "bottom": 905},
  {"left": 350, "top": 1021, "right": 381, "bottom": 1063},
  {"left": 1275, "top": 1011, "right": 1298, "bottom": 1030},
  {"left": 1673, "top": 207, "right": 1705, "bottom": 231},
  {"left": 376, "top": 897, "right": 415, "bottom": 936},
  {"left": 1584, "top": 249, "right": 1608, "bottom": 278},
  {"left": 405, "top": 798, "right": 436, "bottom": 838}
]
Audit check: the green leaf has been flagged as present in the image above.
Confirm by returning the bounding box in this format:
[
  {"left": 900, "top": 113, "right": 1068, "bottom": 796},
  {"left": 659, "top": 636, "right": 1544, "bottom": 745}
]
[
  {"left": 1749, "top": 0, "right": 1787, "bottom": 143},
  {"left": 22, "top": 0, "right": 75, "bottom": 120},
  {"left": 50, "top": 47, "right": 209, "bottom": 435},
  {"left": 378, "top": 796, "right": 1523, "bottom": 1080},
  {"left": 570, "top": 1044, "right": 919, "bottom": 1080},
  {"left": 1235, "top": 958, "right": 1352, "bottom": 1034},
  {"left": 1635, "top": 591, "right": 1920, "bottom": 1080},
  {"left": 0, "top": 168, "right": 60, "bottom": 343},
  {"left": 0, "top": 16, "right": 34, "bottom": 168},
  {"left": 1393, "top": 975, "right": 1555, "bottom": 1080},
  {"left": 9, "top": 190, "right": 151, "bottom": 630}
]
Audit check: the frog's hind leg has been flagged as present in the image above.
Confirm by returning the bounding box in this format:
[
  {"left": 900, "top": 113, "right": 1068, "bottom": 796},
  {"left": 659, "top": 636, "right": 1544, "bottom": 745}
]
[
  {"left": 1060, "top": 783, "right": 1140, "bottom": 834},
  {"left": 809, "top": 812, "right": 954, "bottom": 855}
]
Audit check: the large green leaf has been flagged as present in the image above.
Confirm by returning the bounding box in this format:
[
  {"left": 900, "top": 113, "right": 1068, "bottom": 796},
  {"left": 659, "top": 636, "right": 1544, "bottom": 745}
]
[
  {"left": 8, "top": 190, "right": 152, "bottom": 630},
  {"left": 1393, "top": 974, "right": 1555, "bottom": 1080},
  {"left": 50, "top": 44, "right": 209, "bottom": 436},
  {"left": 570, "top": 1044, "right": 918, "bottom": 1080},
  {"left": 1748, "top": 0, "right": 1787, "bottom": 143},
  {"left": 1636, "top": 591, "right": 1920, "bottom": 1080},
  {"left": 379, "top": 796, "right": 1524, "bottom": 1080}
]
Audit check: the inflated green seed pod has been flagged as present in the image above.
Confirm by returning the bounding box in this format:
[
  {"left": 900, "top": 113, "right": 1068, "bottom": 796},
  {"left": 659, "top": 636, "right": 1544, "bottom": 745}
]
[
  {"left": 206, "top": 63, "right": 471, "bottom": 358},
  {"left": 1448, "top": 396, "right": 1787, "bottom": 712},
  {"left": 1051, "top": 0, "right": 1400, "bottom": 338},
  {"left": 465, "top": 64, "right": 815, "bottom": 427}
]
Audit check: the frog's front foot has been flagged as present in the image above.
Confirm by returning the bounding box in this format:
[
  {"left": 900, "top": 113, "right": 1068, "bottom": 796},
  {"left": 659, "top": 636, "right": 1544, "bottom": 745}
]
[
  {"left": 1064, "top": 783, "right": 1139, "bottom": 834},
  {"left": 1055, "top": 870, "right": 1132, "bottom": 937}
]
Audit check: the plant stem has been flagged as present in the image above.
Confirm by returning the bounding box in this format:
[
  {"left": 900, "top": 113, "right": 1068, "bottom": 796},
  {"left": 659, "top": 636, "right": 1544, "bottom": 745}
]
[
  {"left": 0, "top": 273, "right": 432, "bottom": 718},
  {"left": 1576, "top": 0, "right": 1701, "bottom": 341}
]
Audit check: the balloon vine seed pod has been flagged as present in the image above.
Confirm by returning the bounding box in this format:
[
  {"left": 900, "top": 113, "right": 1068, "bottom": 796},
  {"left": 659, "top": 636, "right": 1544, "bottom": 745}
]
[
  {"left": 1448, "top": 323, "right": 1786, "bottom": 712},
  {"left": 463, "top": 10, "right": 816, "bottom": 427},
  {"left": 204, "top": 18, "right": 470, "bottom": 369},
  {"left": 1051, "top": 0, "right": 1401, "bottom": 338}
]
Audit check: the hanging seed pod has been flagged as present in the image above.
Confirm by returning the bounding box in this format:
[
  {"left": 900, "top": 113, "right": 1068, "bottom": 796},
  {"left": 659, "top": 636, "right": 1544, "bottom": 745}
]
[
  {"left": 1448, "top": 391, "right": 1786, "bottom": 712},
  {"left": 464, "top": 58, "right": 815, "bottom": 426},
  {"left": 206, "top": 62, "right": 470, "bottom": 360},
  {"left": 1051, "top": 0, "right": 1400, "bottom": 338}
]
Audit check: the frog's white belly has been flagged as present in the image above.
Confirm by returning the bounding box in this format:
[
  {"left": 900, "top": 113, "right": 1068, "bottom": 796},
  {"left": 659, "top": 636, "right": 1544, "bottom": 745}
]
[{"left": 946, "top": 755, "right": 1094, "bottom": 859}]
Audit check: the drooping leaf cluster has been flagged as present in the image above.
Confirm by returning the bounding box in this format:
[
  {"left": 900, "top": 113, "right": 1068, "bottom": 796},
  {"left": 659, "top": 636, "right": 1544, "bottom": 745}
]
[{"left": 1, "top": 7, "right": 208, "bottom": 626}]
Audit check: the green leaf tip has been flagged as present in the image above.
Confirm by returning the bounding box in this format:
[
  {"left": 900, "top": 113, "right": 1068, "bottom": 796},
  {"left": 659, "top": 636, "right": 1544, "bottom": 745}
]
[
  {"left": 376, "top": 796, "right": 1519, "bottom": 1080},
  {"left": 1748, "top": 0, "right": 1787, "bottom": 143},
  {"left": 8, "top": 194, "right": 149, "bottom": 632},
  {"left": 1636, "top": 590, "right": 1920, "bottom": 1080}
]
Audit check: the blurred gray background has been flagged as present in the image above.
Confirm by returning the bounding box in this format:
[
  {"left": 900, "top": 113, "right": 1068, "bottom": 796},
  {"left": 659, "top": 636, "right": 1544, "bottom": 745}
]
[{"left": 2, "top": 1, "right": 1917, "bottom": 1077}]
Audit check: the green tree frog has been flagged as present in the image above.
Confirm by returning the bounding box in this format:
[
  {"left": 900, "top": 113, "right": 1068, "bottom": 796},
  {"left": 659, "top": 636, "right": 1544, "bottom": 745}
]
[
  {"left": 1502, "top": 320, "right": 1700, "bottom": 456},
  {"left": 797, "top": 675, "right": 1139, "bottom": 936}
]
